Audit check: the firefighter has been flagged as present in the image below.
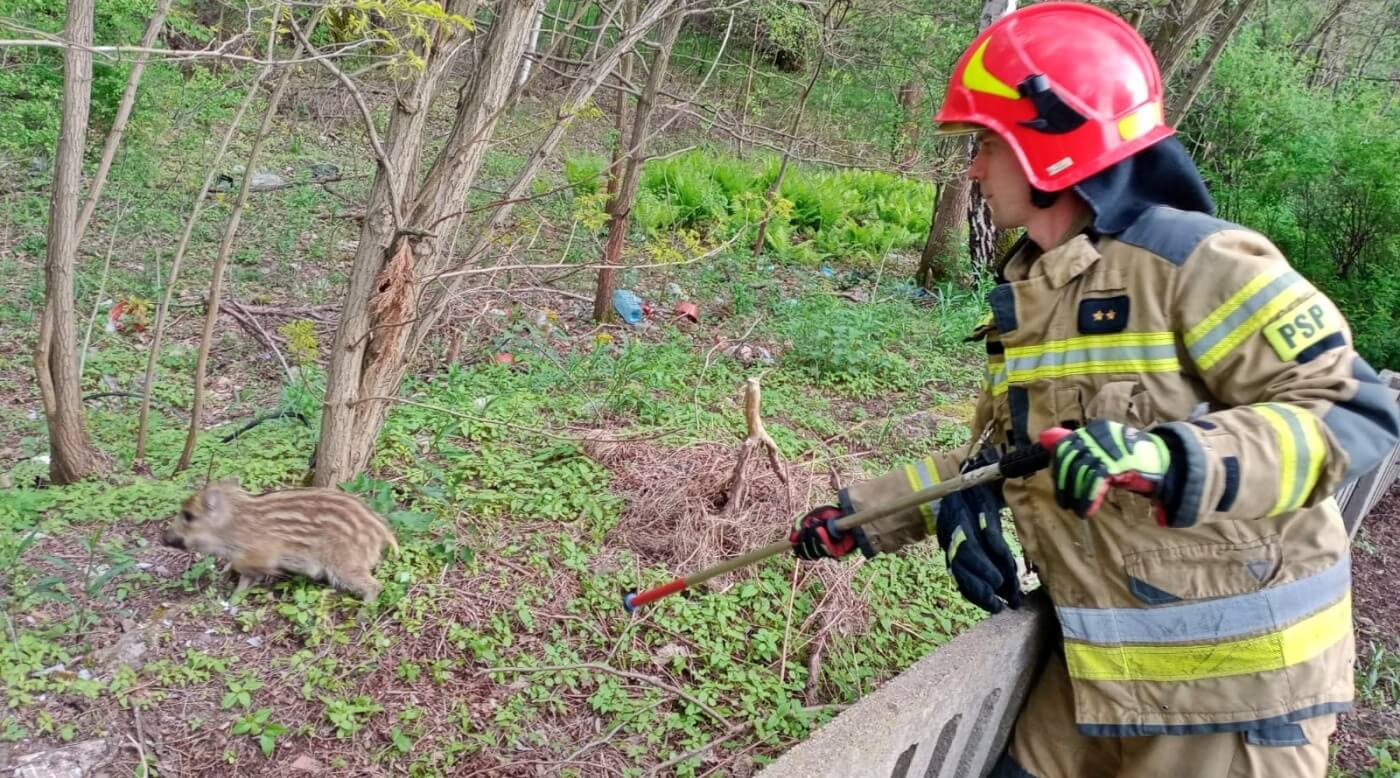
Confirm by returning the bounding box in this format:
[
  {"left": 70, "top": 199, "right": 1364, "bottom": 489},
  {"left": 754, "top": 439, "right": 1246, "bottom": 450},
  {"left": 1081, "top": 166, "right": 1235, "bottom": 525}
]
[{"left": 788, "top": 3, "right": 1400, "bottom": 776}]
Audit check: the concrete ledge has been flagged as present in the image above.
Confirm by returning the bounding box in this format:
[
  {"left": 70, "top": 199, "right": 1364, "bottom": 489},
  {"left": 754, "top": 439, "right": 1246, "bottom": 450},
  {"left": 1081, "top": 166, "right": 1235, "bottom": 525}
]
[{"left": 757, "top": 590, "right": 1053, "bottom": 778}]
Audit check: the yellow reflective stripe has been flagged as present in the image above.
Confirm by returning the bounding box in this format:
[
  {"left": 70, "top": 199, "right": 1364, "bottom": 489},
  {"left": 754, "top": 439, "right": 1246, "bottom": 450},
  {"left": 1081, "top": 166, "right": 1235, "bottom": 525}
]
[
  {"left": 1065, "top": 593, "right": 1351, "bottom": 683},
  {"left": 1010, "top": 358, "right": 1181, "bottom": 383},
  {"left": 1005, "top": 331, "right": 1177, "bottom": 356},
  {"left": 902, "top": 457, "right": 941, "bottom": 533},
  {"left": 986, "top": 361, "right": 1008, "bottom": 396},
  {"left": 1254, "top": 403, "right": 1326, "bottom": 515},
  {"left": 1198, "top": 285, "right": 1313, "bottom": 371},
  {"left": 1001, "top": 332, "right": 1180, "bottom": 384},
  {"left": 962, "top": 37, "right": 1019, "bottom": 100},
  {"left": 1186, "top": 266, "right": 1317, "bottom": 371},
  {"left": 1185, "top": 265, "right": 1290, "bottom": 345},
  {"left": 1117, "top": 101, "right": 1162, "bottom": 141}
]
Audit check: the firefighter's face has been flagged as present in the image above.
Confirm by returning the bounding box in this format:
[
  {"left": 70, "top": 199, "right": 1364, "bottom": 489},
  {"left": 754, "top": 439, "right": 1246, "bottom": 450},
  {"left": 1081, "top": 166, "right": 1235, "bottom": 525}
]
[{"left": 968, "top": 131, "right": 1033, "bottom": 230}]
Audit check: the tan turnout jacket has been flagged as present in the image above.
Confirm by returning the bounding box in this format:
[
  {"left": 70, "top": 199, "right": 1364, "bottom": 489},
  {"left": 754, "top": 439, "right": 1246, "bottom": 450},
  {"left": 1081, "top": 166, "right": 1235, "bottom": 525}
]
[{"left": 847, "top": 205, "right": 1400, "bottom": 736}]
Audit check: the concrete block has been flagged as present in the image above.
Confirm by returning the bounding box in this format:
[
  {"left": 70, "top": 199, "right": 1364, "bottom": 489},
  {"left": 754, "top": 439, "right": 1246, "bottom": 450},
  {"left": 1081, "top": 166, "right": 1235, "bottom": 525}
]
[{"left": 757, "top": 590, "right": 1053, "bottom": 778}]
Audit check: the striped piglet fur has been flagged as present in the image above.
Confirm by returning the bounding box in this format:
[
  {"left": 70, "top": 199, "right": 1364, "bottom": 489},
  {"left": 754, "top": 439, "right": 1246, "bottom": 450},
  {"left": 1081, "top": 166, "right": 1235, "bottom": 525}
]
[{"left": 161, "top": 479, "right": 399, "bottom": 600}]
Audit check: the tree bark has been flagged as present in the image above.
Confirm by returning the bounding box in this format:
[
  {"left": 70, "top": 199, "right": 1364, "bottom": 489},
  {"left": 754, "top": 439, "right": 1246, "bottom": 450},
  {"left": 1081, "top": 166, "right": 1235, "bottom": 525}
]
[
  {"left": 34, "top": 0, "right": 107, "bottom": 484},
  {"left": 593, "top": 0, "right": 638, "bottom": 323},
  {"left": 313, "top": 0, "right": 682, "bottom": 487},
  {"left": 1150, "top": 0, "right": 1226, "bottom": 82},
  {"left": 916, "top": 177, "right": 969, "bottom": 288},
  {"left": 593, "top": 4, "right": 682, "bottom": 323},
  {"left": 1170, "top": 0, "right": 1258, "bottom": 122}
]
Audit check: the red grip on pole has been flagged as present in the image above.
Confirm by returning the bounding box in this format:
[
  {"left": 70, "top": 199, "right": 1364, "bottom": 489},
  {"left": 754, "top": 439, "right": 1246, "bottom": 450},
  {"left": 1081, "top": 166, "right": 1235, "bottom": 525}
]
[
  {"left": 1039, "top": 426, "right": 1074, "bottom": 450},
  {"left": 624, "top": 577, "right": 687, "bottom": 612}
]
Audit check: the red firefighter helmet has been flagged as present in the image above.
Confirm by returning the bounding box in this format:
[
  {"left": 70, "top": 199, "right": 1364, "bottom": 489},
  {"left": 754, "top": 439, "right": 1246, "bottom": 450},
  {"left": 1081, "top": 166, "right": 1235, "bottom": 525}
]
[{"left": 935, "top": 2, "right": 1172, "bottom": 192}]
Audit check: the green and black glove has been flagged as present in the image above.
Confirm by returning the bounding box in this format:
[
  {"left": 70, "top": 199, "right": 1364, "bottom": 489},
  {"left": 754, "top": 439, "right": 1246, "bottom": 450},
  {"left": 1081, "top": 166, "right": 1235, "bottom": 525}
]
[
  {"left": 1046, "top": 419, "right": 1181, "bottom": 525},
  {"left": 935, "top": 481, "right": 1022, "bottom": 614}
]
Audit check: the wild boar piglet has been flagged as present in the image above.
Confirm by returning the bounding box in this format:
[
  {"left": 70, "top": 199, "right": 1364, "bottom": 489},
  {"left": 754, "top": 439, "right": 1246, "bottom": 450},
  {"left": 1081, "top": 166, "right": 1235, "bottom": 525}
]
[{"left": 161, "top": 479, "right": 398, "bottom": 600}]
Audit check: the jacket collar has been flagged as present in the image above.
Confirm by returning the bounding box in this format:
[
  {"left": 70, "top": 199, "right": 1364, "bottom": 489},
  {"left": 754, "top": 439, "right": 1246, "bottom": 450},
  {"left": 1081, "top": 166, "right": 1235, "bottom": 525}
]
[{"left": 1002, "top": 215, "right": 1100, "bottom": 288}]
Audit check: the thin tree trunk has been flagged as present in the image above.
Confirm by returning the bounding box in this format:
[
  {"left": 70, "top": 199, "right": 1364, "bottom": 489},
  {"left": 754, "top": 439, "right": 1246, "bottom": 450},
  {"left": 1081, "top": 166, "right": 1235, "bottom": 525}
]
[
  {"left": 135, "top": 65, "right": 275, "bottom": 466},
  {"left": 736, "top": 17, "right": 759, "bottom": 159},
  {"left": 35, "top": 0, "right": 107, "bottom": 484},
  {"left": 313, "top": 0, "right": 682, "bottom": 487},
  {"left": 1151, "top": 0, "right": 1226, "bottom": 82},
  {"left": 916, "top": 177, "right": 970, "bottom": 287},
  {"left": 176, "top": 32, "right": 300, "bottom": 472},
  {"left": 1171, "top": 0, "right": 1258, "bottom": 122},
  {"left": 74, "top": 0, "right": 172, "bottom": 241},
  {"left": 593, "top": 0, "right": 637, "bottom": 322},
  {"left": 1293, "top": 0, "right": 1353, "bottom": 63},
  {"left": 593, "top": 7, "right": 683, "bottom": 322}
]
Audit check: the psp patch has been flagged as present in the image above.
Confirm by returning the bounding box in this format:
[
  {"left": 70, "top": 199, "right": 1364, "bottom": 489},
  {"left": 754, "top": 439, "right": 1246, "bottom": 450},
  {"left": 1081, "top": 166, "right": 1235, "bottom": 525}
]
[
  {"left": 1264, "top": 297, "right": 1344, "bottom": 362},
  {"left": 1079, "top": 296, "right": 1130, "bottom": 334}
]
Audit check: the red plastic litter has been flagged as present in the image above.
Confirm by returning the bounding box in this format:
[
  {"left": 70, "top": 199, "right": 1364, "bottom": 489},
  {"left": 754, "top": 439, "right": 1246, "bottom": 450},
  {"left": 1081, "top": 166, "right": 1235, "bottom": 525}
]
[{"left": 675, "top": 301, "right": 700, "bottom": 322}]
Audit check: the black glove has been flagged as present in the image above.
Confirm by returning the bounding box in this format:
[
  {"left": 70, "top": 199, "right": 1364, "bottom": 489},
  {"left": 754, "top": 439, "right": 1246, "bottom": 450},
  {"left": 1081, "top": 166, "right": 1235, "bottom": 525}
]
[
  {"left": 935, "top": 482, "right": 1022, "bottom": 614},
  {"left": 790, "top": 506, "right": 857, "bottom": 560}
]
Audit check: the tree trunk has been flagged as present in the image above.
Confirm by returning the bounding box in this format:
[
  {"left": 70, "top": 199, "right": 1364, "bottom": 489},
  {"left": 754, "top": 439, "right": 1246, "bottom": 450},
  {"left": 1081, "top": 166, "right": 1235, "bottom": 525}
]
[
  {"left": 593, "top": 0, "right": 638, "bottom": 323},
  {"left": 1170, "top": 0, "right": 1258, "bottom": 122},
  {"left": 313, "top": 0, "right": 682, "bottom": 487},
  {"left": 967, "top": 178, "right": 999, "bottom": 271},
  {"left": 593, "top": 5, "right": 682, "bottom": 323},
  {"left": 894, "top": 78, "right": 922, "bottom": 168},
  {"left": 1293, "top": 0, "right": 1353, "bottom": 63},
  {"left": 75, "top": 0, "right": 171, "bottom": 241},
  {"left": 34, "top": 0, "right": 107, "bottom": 484},
  {"left": 916, "top": 177, "right": 969, "bottom": 288},
  {"left": 313, "top": 0, "right": 534, "bottom": 488},
  {"left": 736, "top": 17, "right": 760, "bottom": 159},
  {"left": 1150, "top": 0, "right": 1226, "bottom": 82}
]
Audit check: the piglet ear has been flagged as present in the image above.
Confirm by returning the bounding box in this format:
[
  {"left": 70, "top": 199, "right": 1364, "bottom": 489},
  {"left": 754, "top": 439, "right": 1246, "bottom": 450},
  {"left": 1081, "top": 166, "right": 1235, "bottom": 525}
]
[{"left": 201, "top": 487, "right": 225, "bottom": 513}]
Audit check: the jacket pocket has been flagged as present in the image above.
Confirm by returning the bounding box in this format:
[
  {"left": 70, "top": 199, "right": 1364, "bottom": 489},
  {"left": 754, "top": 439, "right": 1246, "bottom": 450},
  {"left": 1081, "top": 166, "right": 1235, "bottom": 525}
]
[
  {"left": 1123, "top": 536, "right": 1282, "bottom": 605},
  {"left": 1083, "top": 380, "right": 1156, "bottom": 428}
]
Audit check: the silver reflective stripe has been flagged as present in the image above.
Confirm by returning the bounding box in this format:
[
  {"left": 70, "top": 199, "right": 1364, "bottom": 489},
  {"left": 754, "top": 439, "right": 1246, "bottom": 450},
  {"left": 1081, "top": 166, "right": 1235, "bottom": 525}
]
[
  {"left": 1275, "top": 404, "right": 1313, "bottom": 511},
  {"left": 911, "top": 459, "right": 937, "bottom": 489},
  {"left": 1187, "top": 270, "right": 1301, "bottom": 362},
  {"left": 1005, "top": 342, "right": 1178, "bottom": 375},
  {"left": 1056, "top": 556, "right": 1349, "bottom": 645}
]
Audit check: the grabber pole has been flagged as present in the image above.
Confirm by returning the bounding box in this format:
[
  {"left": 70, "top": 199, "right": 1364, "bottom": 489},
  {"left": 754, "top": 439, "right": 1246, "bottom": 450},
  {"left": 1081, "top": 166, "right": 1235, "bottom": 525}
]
[{"left": 622, "top": 441, "right": 1053, "bottom": 612}]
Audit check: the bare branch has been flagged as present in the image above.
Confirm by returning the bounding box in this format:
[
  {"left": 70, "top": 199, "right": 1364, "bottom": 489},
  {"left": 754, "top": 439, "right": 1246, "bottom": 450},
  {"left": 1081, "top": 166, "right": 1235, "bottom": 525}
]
[
  {"left": 285, "top": 14, "right": 406, "bottom": 230},
  {"left": 74, "top": 0, "right": 171, "bottom": 241}
]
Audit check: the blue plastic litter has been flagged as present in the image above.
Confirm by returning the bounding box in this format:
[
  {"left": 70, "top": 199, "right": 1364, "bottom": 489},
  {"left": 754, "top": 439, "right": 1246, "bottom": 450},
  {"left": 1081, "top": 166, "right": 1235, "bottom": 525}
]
[
  {"left": 612, "top": 289, "right": 644, "bottom": 324},
  {"left": 819, "top": 266, "right": 835, "bottom": 277}
]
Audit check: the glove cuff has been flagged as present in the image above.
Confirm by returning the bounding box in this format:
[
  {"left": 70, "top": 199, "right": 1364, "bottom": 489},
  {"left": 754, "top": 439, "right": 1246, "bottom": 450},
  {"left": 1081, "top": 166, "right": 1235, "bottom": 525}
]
[
  {"left": 1150, "top": 422, "right": 1207, "bottom": 528},
  {"left": 837, "top": 489, "right": 879, "bottom": 559}
]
